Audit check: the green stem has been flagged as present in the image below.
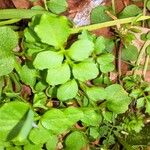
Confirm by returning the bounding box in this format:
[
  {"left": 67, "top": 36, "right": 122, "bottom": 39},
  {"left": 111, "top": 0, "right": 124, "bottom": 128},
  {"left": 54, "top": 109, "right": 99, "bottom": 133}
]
[
  {"left": 143, "top": 55, "right": 149, "bottom": 79},
  {"left": 71, "top": 16, "right": 150, "bottom": 34},
  {"left": 112, "top": 0, "right": 116, "bottom": 15},
  {"left": 143, "top": 0, "right": 148, "bottom": 27},
  {"left": 133, "top": 40, "right": 150, "bottom": 75},
  {"left": 0, "top": 19, "right": 21, "bottom": 26},
  {"left": 0, "top": 9, "right": 54, "bottom": 20}
]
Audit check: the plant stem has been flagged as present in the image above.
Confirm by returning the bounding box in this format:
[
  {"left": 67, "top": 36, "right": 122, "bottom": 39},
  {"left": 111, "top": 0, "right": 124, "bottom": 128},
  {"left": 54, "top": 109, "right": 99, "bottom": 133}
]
[
  {"left": 143, "top": 55, "right": 149, "bottom": 79},
  {"left": 143, "top": 0, "right": 148, "bottom": 27},
  {"left": 112, "top": 0, "right": 116, "bottom": 15},
  {"left": 0, "top": 9, "right": 54, "bottom": 20},
  {"left": 71, "top": 16, "right": 150, "bottom": 34},
  {"left": 118, "top": 40, "right": 123, "bottom": 84},
  {"left": 0, "top": 19, "right": 21, "bottom": 26},
  {"left": 133, "top": 40, "right": 150, "bottom": 75}
]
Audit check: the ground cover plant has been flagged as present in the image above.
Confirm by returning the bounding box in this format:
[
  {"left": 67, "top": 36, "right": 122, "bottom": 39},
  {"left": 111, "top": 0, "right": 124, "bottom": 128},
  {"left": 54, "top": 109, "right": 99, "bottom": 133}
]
[{"left": 0, "top": 0, "right": 150, "bottom": 149}]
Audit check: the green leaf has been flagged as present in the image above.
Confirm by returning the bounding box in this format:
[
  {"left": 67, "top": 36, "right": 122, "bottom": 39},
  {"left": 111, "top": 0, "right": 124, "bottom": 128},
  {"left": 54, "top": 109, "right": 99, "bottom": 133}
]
[
  {"left": 119, "top": 4, "right": 142, "bottom": 18},
  {"left": 0, "top": 55, "right": 15, "bottom": 77},
  {"left": 100, "top": 63, "right": 115, "bottom": 73},
  {"left": 33, "top": 51, "right": 63, "bottom": 70},
  {"left": 104, "top": 38, "right": 115, "bottom": 53},
  {"left": 64, "top": 107, "right": 84, "bottom": 124},
  {"left": 146, "top": 99, "right": 150, "bottom": 114},
  {"left": 0, "top": 27, "right": 18, "bottom": 76},
  {"left": 65, "top": 131, "right": 87, "bottom": 150},
  {"left": 14, "top": 109, "right": 34, "bottom": 142},
  {"left": 81, "top": 109, "right": 102, "bottom": 126},
  {"left": 0, "top": 27, "right": 18, "bottom": 52},
  {"left": 72, "top": 61, "right": 99, "bottom": 81},
  {"left": 35, "top": 81, "right": 47, "bottom": 92},
  {"left": 24, "top": 144, "right": 42, "bottom": 150},
  {"left": 47, "top": 0, "right": 68, "bottom": 14},
  {"left": 136, "top": 97, "right": 145, "bottom": 109},
  {"left": 147, "top": 0, "right": 150, "bottom": 10},
  {"left": 29, "top": 124, "right": 52, "bottom": 145},
  {"left": 97, "top": 53, "right": 114, "bottom": 65},
  {"left": 102, "top": 111, "right": 113, "bottom": 122},
  {"left": 0, "top": 101, "right": 30, "bottom": 142},
  {"left": 85, "top": 86, "right": 106, "bottom": 102},
  {"left": 19, "top": 65, "right": 37, "bottom": 87},
  {"left": 41, "top": 109, "right": 71, "bottom": 134},
  {"left": 57, "top": 79, "right": 78, "bottom": 101},
  {"left": 129, "top": 88, "right": 143, "bottom": 99},
  {"left": 89, "top": 127, "right": 99, "bottom": 139},
  {"left": 146, "top": 45, "right": 150, "bottom": 56},
  {"left": 34, "top": 14, "right": 70, "bottom": 48},
  {"left": 105, "top": 84, "right": 131, "bottom": 114},
  {"left": 78, "top": 30, "right": 96, "bottom": 41},
  {"left": 94, "top": 36, "right": 106, "bottom": 54},
  {"left": 46, "top": 63, "right": 70, "bottom": 85},
  {"left": 33, "top": 92, "right": 47, "bottom": 109},
  {"left": 46, "top": 135, "right": 58, "bottom": 150},
  {"left": 68, "top": 39, "right": 94, "bottom": 61},
  {"left": 122, "top": 45, "right": 138, "bottom": 61},
  {"left": 91, "top": 6, "right": 113, "bottom": 24}
]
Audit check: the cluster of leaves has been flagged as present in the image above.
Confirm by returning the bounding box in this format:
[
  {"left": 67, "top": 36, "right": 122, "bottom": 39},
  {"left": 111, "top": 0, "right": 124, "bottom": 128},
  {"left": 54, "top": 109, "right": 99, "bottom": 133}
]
[{"left": 0, "top": 1, "right": 150, "bottom": 150}]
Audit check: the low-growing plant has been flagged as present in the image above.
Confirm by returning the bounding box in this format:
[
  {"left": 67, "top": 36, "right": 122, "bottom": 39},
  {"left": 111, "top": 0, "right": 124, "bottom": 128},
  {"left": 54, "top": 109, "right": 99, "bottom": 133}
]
[{"left": 0, "top": 1, "right": 150, "bottom": 149}]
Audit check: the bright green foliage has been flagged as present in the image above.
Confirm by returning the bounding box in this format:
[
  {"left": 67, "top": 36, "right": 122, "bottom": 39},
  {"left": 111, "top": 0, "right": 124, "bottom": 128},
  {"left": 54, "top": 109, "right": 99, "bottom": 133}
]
[
  {"left": 0, "top": 101, "right": 31, "bottom": 142},
  {"left": 33, "top": 51, "right": 64, "bottom": 70},
  {"left": 63, "top": 107, "right": 84, "bottom": 124},
  {"left": 85, "top": 86, "right": 106, "bottom": 101},
  {"left": 97, "top": 53, "right": 115, "bottom": 73},
  {"left": 14, "top": 109, "right": 34, "bottom": 142},
  {"left": 34, "top": 14, "right": 70, "bottom": 48},
  {"left": 19, "top": 65, "right": 37, "bottom": 87},
  {"left": 57, "top": 79, "right": 78, "bottom": 101},
  {"left": 100, "top": 63, "right": 115, "bottom": 73},
  {"left": 122, "top": 115, "right": 144, "bottom": 133},
  {"left": 146, "top": 45, "right": 150, "bottom": 56},
  {"left": 29, "top": 124, "right": 52, "bottom": 144},
  {"left": 46, "top": 63, "right": 70, "bottom": 85},
  {"left": 146, "top": 99, "right": 150, "bottom": 114},
  {"left": 105, "top": 84, "right": 131, "bottom": 114},
  {"left": 97, "top": 53, "right": 114, "bottom": 64},
  {"left": 33, "top": 92, "right": 47, "bottom": 109},
  {"left": 46, "top": 135, "right": 58, "bottom": 150},
  {"left": 118, "top": 4, "right": 142, "bottom": 18},
  {"left": 122, "top": 45, "right": 138, "bottom": 61},
  {"left": 91, "top": 6, "right": 113, "bottom": 23},
  {"left": 72, "top": 61, "right": 99, "bottom": 81},
  {"left": 47, "top": 0, "right": 68, "bottom": 14},
  {"left": 65, "top": 131, "right": 87, "bottom": 150},
  {"left": 24, "top": 144, "right": 42, "bottom": 150},
  {"left": 81, "top": 109, "right": 102, "bottom": 126},
  {"left": 0, "top": 5, "right": 149, "bottom": 150},
  {"left": 0, "top": 27, "right": 18, "bottom": 76},
  {"left": 94, "top": 36, "right": 106, "bottom": 54},
  {"left": 68, "top": 39, "right": 94, "bottom": 61},
  {"left": 147, "top": 0, "right": 150, "bottom": 10},
  {"left": 41, "top": 109, "right": 71, "bottom": 134}
]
